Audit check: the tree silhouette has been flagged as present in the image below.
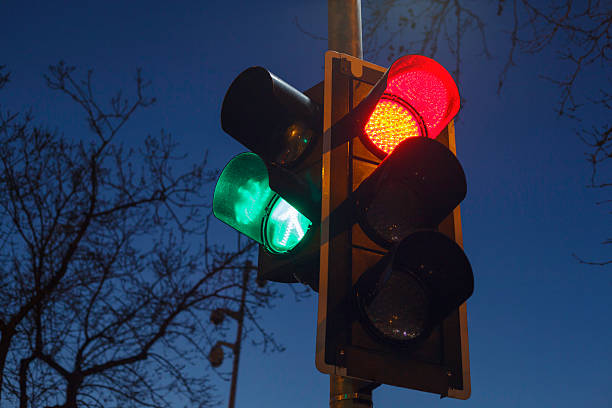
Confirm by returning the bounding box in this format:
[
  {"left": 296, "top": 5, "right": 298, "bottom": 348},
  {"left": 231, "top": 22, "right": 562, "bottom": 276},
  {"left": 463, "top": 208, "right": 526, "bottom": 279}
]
[
  {"left": 361, "top": 0, "right": 611, "bottom": 263},
  {"left": 0, "top": 63, "right": 280, "bottom": 407},
  {"left": 510, "top": 1, "right": 611, "bottom": 265}
]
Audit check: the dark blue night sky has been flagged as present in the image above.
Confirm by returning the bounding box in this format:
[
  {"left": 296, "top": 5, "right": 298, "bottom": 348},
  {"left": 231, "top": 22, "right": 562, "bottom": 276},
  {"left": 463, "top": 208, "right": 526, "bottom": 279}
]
[{"left": 1, "top": 1, "right": 610, "bottom": 407}]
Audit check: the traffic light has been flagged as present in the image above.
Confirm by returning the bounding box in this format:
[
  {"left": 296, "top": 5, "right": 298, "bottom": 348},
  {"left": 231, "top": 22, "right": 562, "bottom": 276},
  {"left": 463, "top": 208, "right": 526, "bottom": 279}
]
[
  {"left": 213, "top": 67, "right": 323, "bottom": 289},
  {"left": 316, "top": 51, "right": 473, "bottom": 398}
]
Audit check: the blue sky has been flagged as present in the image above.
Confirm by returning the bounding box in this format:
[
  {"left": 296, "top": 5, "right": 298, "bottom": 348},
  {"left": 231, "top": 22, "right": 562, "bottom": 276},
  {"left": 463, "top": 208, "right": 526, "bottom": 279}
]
[{"left": 1, "top": 1, "right": 610, "bottom": 407}]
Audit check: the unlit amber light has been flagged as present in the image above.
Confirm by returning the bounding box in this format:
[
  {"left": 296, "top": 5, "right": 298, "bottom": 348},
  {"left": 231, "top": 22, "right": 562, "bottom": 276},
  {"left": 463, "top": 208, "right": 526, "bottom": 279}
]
[{"left": 364, "top": 97, "right": 422, "bottom": 155}]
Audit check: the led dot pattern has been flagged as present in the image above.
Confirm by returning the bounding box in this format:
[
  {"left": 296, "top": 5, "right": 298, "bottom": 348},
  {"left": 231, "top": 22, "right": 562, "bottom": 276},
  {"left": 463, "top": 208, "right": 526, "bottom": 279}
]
[
  {"left": 364, "top": 97, "right": 423, "bottom": 155},
  {"left": 265, "top": 197, "right": 311, "bottom": 253},
  {"left": 386, "top": 70, "right": 448, "bottom": 137},
  {"left": 363, "top": 268, "right": 429, "bottom": 342},
  {"left": 362, "top": 55, "right": 460, "bottom": 157}
]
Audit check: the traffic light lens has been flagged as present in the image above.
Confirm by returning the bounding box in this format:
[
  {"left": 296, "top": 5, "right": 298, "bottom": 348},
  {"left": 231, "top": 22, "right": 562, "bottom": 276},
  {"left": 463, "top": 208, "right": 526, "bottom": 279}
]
[
  {"left": 387, "top": 70, "right": 447, "bottom": 137},
  {"left": 214, "top": 153, "right": 313, "bottom": 253},
  {"left": 265, "top": 197, "right": 312, "bottom": 253},
  {"left": 276, "top": 121, "right": 315, "bottom": 165},
  {"left": 363, "top": 268, "right": 430, "bottom": 341},
  {"left": 355, "top": 231, "right": 473, "bottom": 345},
  {"left": 364, "top": 96, "right": 423, "bottom": 155},
  {"left": 385, "top": 55, "right": 460, "bottom": 139},
  {"left": 362, "top": 177, "right": 418, "bottom": 245}
]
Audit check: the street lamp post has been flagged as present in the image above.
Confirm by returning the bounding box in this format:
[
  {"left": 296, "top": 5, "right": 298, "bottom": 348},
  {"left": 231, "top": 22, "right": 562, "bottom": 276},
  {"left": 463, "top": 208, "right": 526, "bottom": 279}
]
[{"left": 209, "top": 260, "right": 252, "bottom": 408}]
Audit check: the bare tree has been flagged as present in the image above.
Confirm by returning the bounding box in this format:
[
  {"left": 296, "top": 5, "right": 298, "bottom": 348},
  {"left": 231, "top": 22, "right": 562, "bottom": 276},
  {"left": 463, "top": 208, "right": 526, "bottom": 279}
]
[
  {"left": 362, "top": 0, "right": 491, "bottom": 90},
  {"left": 504, "top": 0, "right": 612, "bottom": 264},
  {"left": 0, "top": 62, "right": 280, "bottom": 407},
  {"left": 0, "top": 65, "right": 8, "bottom": 90},
  {"left": 361, "top": 0, "right": 612, "bottom": 263}
]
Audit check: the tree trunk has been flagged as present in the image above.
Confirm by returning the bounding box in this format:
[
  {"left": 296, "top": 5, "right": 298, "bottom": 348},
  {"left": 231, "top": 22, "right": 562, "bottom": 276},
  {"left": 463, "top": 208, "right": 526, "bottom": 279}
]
[
  {"left": 63, "top": 377, "right": 81, "bottom": 408},
  {"left": 0, "top": 330, "right": 15, "bottom": 403},
  {"left": 19, "top": 355, "right": 35, "bottom": 408}
]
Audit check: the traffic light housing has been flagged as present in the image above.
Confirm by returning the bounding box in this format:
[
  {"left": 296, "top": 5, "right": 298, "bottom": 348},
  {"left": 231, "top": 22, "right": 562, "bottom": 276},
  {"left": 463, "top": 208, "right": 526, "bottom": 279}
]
[
  {"left": 316, "top": 51, "right": 473, "bottom": 398},
  {"left": 213, "top": 66, "right": 323, "bottom": 289}
]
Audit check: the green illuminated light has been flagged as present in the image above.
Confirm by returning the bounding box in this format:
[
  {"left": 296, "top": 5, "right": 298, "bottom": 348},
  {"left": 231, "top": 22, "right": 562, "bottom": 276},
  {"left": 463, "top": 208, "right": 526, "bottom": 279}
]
[
  {"left": 235, "top": 178, "right": 269, "bottom": 225},
  {"left": 265, "top": 197, "right": 311, "bottom": 253},
  {"left": 213, "top": 153, "right": 275, "bottom": 244},
  {"left": 213, "top": 152, "right": 312, "bottom": 254}
]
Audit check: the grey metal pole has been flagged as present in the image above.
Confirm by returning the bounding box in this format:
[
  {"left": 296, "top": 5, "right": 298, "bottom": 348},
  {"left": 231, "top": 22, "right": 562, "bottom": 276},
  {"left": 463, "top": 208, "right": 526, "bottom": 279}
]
[
  {"left": 327, "top": 2, "right": 376, "bottom": 407},
  {"left": 330, "top": 375, "right": 374, "bottom": 408},
  {"left": 328, "top": 0, "right": 363, "bottom": 59}
]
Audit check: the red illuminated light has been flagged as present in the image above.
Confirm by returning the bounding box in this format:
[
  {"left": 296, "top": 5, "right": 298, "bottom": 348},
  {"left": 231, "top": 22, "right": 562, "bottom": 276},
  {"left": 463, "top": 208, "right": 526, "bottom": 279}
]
[
  {"left": 364, "top": 96, "right": 424, "bottom": 155},
  {"left": 364, "top": 55, "right": 460, "bottom": 156}
]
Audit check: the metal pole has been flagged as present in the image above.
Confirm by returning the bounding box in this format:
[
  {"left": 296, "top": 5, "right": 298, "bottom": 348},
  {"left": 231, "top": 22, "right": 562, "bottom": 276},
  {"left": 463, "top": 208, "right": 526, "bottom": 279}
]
[
  {"left": 330, "top": 375, "right": 375, "bottom": 408},
  {"left": 328, "top": 0, "right": 363, "bottom": 59},
  {"left": 228, "top": 263, "right": 250, "bottom": 408},
  {"left": 328, "top": 2, "right": 376, "bottom": 407}
]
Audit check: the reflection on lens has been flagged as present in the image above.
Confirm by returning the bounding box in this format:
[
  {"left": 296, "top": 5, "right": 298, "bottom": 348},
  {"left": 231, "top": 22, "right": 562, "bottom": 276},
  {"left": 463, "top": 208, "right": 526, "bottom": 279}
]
[
  {"left": 362, "top": 268, "right": 430, "bottom": 341},
  {"left": 275, "top": 121, "right": 314, "bottom": 165},
  {"left": 213, "top": 153, "right": 276, "bottom": 245}
]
